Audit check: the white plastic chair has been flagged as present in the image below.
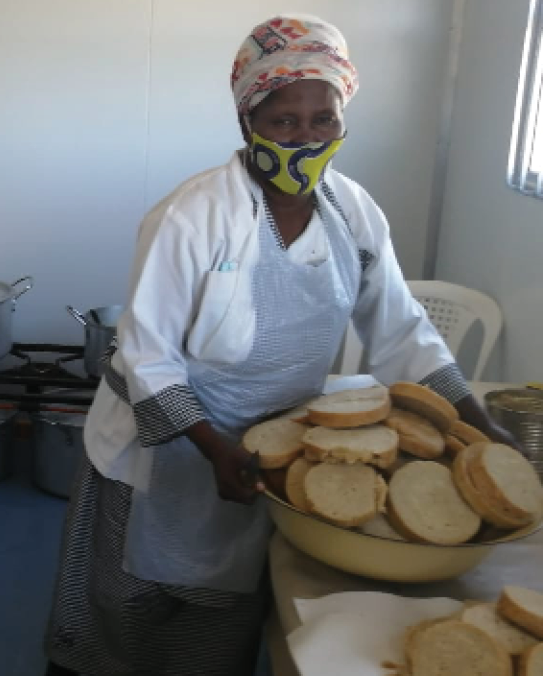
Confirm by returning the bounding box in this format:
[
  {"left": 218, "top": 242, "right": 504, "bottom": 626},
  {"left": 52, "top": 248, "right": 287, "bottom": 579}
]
[
  {"left": 336, "top": 280, "right": 502, "bottom": 380},
  {"left": 407, "top": 281, "right": 503, "bottom": 380}
]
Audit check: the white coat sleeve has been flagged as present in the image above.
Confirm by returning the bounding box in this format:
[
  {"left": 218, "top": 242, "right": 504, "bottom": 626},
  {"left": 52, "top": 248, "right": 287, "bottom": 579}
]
[
  {"left": 348, "top": 191, "right": 470, "bottom": 404},
  {"left": 113, "top": 205, "right": 207, "bottom": 447}
]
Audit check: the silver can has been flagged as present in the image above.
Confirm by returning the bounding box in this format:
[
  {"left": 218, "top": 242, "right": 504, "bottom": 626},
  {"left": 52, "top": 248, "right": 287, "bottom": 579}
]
[{"left": 485, "top": 388, "right": 543, "bottom": 479}]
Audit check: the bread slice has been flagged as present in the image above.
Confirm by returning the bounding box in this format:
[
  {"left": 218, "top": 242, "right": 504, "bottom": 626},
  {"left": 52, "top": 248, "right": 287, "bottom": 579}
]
[
  {"left": 302, "top": 424, "right": 398, "bottom": 468},
  {"left": 450, "top": 420, "right": 490, "bottom": 444},
  {"left": 359, "top": 513, "right": 405, "bottom": 541},
  {"left": 518, "top": 643, "right": 543, "bottom": 676},
  {"left": 461, "top": 602, "right": 539, "bottom": 655},
  {"left": 280, "top": 397, "right": 320, "bottom": 423},
  {"left": 387, "top": 460, "right": 481, "bottom": 545},
  {"left": 389, "top": 381, "right": 459, "bottom": 432},
  {"left": 305, "top": 386, "right": 390, "bottom": 428},
  {"left": 469, "top": 443, "right": 543, "bottom": 524},
  {"left": 445, "top": 434, "right": 467, "bottom": 458},
  {"left": 285, "top": 457, "right": 315, "bottom": 511},
  {"left": 406, "top": 620, "right": 513, "bottom": 676},
  {"left": 498, "top": 587, "right": 543, "bottom": 640},
  {"left": 452, "top": 446, "right": 527, "bottom": 528},
  {"left": 384, "top": 407, "right": 445, "bottom": 459},
  {"left": 242, "top": 418, "right": 307, "bottom": 469},
  {"left": 303, "top": 463, "right": 386, "bottom": 527}
]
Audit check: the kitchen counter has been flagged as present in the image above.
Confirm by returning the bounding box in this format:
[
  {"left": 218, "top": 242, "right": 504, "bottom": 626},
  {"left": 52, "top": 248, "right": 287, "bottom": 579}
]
[{"left": 265, "top": 379, "right": 538, "bottom": 676}]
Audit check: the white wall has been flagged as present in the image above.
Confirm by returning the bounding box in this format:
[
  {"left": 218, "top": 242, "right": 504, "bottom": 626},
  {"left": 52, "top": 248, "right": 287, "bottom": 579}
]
[
  {"left": 0, "top": 0, "right": 455, "bottom": 346},
  {"left": 435, "top": 0, "right": 543, "bottom": 382}
]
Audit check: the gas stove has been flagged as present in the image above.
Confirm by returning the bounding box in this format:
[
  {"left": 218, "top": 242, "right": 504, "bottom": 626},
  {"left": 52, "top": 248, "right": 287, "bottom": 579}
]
[{"left": 0, "top": 343, "right": 98, "bottom": 410}]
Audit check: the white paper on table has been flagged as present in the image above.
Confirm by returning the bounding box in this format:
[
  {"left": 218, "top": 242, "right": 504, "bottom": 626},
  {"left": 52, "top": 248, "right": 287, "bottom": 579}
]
[
  {"left": 323, "top": 374, "right": 379, "bottom": 394},
  {"left": 288, "top": 592, "right": 462, "bottom": 676}
]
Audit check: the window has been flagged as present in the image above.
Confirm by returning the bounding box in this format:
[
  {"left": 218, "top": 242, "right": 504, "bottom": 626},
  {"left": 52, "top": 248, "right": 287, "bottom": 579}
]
[{"left": 508, "top": 0, "right": 543, "bottom": 198}]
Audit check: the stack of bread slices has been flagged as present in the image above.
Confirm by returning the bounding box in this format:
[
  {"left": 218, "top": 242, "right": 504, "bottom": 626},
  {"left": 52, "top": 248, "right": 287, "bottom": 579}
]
[
  {"left": 242, "top": 381, "right": 543, "bottom": 545},
  {"left": 395, "top": 585, "right": 543, "bottom": 676}
]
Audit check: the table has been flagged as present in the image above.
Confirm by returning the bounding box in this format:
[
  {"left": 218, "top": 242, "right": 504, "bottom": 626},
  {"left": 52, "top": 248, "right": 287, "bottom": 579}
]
[{"left": 265, "top": 380, "right": 535, "bottom": 676}]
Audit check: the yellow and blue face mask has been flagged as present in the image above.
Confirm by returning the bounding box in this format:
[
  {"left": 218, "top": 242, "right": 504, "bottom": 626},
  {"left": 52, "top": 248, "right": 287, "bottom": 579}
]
[{"left": 249, "top": 132, "right": 345, "bottom": 195}]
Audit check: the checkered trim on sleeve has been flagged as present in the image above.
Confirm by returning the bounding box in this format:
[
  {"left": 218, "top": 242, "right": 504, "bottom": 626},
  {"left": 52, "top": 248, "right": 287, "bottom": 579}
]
[
  {"left": 104, "top": 362, "right": 205, "bottom": 446},
  {"left": 133, "top": 385, "right": 206, "bottom": 447},
  {"left": 418, "top": 363, "right": 471, "bottom": 404}
]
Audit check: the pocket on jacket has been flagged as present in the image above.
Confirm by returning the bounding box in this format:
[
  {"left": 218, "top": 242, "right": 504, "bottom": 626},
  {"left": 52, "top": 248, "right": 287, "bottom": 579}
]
[{"left": 187, "top": 270, "right": 255, "bottom": 364}]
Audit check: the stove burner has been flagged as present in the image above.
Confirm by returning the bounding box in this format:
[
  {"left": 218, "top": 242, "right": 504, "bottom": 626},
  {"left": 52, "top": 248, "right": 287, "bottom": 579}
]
[{"left": 0, "top": 343, "right": 98, "bottom": 408}]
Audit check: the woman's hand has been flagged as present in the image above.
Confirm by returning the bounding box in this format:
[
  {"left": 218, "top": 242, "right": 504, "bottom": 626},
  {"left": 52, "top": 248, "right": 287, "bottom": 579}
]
[
  {"left": 483, "top": 419, "right": 525, "bottom": 454},
  {"left": 455, "top": 393, "right": 526, "bottom": 455},
  {"left": 209, "top": 445, "right": 266, "bottom": 504},
  {"left": 185, "top": 420, "right": 265, "bottom": 504}
]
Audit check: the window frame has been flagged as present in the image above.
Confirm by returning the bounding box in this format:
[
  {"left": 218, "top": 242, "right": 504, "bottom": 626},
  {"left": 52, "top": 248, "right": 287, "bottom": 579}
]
[{"left": 508, "top": 0, "right": 543, "bottom": 199}]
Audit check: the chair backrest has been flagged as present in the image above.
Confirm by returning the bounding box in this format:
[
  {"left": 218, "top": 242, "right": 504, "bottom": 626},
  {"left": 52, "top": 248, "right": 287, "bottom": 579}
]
[
  {"left": 407, "top": 280, "right": 503, "bottom": 380},
  {"left": 335, "top": 280, "right": 503, "bottom": 380}
]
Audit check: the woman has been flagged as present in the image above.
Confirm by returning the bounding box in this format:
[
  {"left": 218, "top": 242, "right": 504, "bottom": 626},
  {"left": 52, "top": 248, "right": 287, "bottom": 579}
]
[{"left": 44, "top": 14, "right": 516, "bottom": 676}]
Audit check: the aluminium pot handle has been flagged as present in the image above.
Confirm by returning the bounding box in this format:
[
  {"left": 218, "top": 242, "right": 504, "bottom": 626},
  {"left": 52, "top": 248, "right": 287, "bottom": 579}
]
[
  {"left": 66, "top": 305, "right": 87, "bottom": 327},
  {"left": 10, "top": 276, "right": 34, "bottom": 301}
]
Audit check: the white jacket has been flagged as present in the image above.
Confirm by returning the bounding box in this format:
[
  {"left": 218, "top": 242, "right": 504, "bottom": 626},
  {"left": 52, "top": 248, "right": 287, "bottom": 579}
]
[{"left": 84, "top": 151, "right": 461, "bottom": 485}]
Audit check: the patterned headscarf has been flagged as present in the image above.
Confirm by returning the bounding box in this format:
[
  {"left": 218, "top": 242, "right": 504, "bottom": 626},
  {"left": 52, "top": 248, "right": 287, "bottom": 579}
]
[{"left": 231, "top": 14, "right": 358, "bottom": 115}]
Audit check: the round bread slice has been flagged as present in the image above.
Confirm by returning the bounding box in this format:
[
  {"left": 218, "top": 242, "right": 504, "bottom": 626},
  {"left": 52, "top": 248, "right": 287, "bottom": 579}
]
[
  {"left": 407, "top": 620, "right": 513, "bottom": 676},
  {"left": 359, "top": 513, "right": 405, "bottom": 541},
  {"left": 518, "top": 643, "right": 543, "bottom": 676},
  {"left": 450, "top": 420, "right": 490, "bottom": 444},
  {"left": 461, "top": 602, "right": 539, "bottom": 655},
  {"left": 303, "top": 463, "right": 385, "bottom": 527},
  {"left": 384, "top": 407, "right": 445, "bottom": 459},
  {"left": 242, "top": 418, "right": 307, "bottom": 469},
  {"left": 469, "top": 443, "right": 543, "bottom": 524},
  {"left": 285, "top": 457, "right": 315, "bottom": 511},
  {"left": 280, "top": 397, "right": 321, "bottom": 423},
  {"left": 452, "top": 446, "right": 527, "bottom": 528},
  {"left": 498, "top": 587, "right": 543, "bottom": 640},
  {"left": 302, "top": 425, "right": 398, "bottom": 468},
  {"left": 389, "top": 382, "right": 459, "bottom": 432},
  {"left": 305, "top": 386, "right": 390, "bottom": 428},
  {"left": 387, "top": 460, "right": 481, "bottom": 545},
  {"left": 445, "top": 434, "right": 467, "bottom": 458}
]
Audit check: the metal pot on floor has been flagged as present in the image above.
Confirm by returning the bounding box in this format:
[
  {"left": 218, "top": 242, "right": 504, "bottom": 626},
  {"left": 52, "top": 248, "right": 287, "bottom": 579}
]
[
  {"left": 0, "top": 410, "right": 16, "bottom": 480},
  {"left": 32, "top": 406, "right": 88, "bottom": 498},
  {"left": 66, "top": 304, "right": 123, "bottom": 378}
]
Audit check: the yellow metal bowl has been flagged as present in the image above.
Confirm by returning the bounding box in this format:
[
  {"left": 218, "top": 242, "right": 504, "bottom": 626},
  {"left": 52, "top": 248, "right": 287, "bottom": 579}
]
[{"left": 265, "top": 491, "right": 543, "bottom": 583}]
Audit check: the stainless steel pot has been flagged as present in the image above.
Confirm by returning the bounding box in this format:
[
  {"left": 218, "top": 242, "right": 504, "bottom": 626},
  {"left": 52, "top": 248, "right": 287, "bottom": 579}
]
[
  {"left": 0, "top": 277, "right": 34, "bottom": 358},
  {"left": 32, "top": 408, "right": 88, "bottom": 498},
  {"left": 0, "top": 410, "right": 16, "bottom": 480},
  {"left": 66, "top": 304, "right": 123, "bottom": 378}
]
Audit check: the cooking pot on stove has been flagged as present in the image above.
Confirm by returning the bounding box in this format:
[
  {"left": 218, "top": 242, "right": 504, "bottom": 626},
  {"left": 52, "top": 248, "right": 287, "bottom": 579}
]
[
  {"left": 0, "top": 277, "right": 34, "bottom": 358},
  {"left": 66, "top": 305, "right": 123, "bottom": 378},
  {"left": 32, "top": 405, "right": 88, "bottom": 498}
]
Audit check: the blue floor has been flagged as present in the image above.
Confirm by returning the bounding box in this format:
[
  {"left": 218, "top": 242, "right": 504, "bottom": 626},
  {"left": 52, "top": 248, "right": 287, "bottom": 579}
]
[
  {"left": 0, "top": 438, "right": 272, "bottom": 676},
  {"left": 0, "top": 438, "right": 67, "bottom": 676}
]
